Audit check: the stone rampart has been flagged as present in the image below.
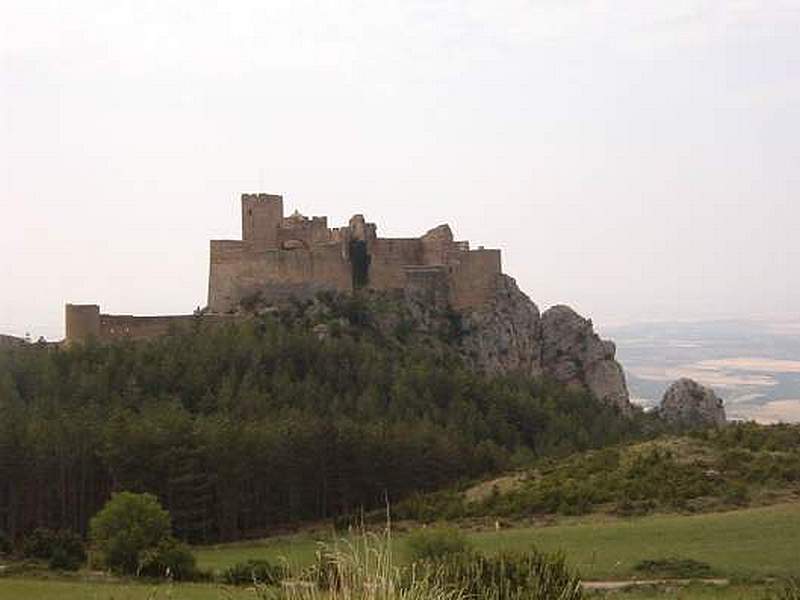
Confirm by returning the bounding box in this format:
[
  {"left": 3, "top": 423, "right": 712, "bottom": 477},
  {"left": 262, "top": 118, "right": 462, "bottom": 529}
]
[{"left": 64, "top": 305, "right": 237, "bottom": 345}]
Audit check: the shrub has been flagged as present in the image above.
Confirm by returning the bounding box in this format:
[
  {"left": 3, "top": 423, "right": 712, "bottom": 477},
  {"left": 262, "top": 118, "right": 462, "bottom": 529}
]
[
  {"left": 0, "top": 530, "right": 12, "bottom": 556},
  {"left": 90, "top": 492, "right": 173, "bottom": 575},
  {"left": 417, "top": 549, "right": 583, "bottom": 600},
  {"left": 22, "top": 528, "right": 85, "bottom": 570},
  {"left": 48, "top": 546, "right": 82, "bottom": 571},
  {"left": 222, "top": 559, "right": 284, "bottom": 586},
  {"left": 633, "top": 557, "right": 714, "bottom": 579},
  {"left": 774, "top": 578, "right": 800, "bottom": 600},
  {"left": 406, "top": 527, "right": 470, "bottom": 561},
  {"left": 723, "top": 482, "right": 750, "bottom": 506},
  {"left": 22, "top": 528, "right": 58, "bottom": 560},
  {"left": 138, "top": 536, "right": 197, "bottom": 580}
]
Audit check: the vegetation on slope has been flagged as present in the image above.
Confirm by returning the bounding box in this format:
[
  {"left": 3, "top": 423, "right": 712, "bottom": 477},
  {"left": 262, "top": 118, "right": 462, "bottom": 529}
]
[
  {"left": 0, "top": 292, "right": 643, "bottom": 544},
  {"left": 392, "top": 424, "right": 800, "bottom": 522}
]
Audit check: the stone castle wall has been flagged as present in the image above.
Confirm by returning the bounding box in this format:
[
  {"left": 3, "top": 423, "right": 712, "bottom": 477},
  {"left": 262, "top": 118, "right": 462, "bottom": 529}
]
[
  {"left": 65, "top": 191, "right": 503, "bottom": 343},
  {"left": 207, "top": 193, "right": 503, "bottom": 314},
  {"left": 208, "top": 242, "right": 352, "bottom": 313},
  {"left": 64, "top": 304, "right": 236, "bottom": 345}
]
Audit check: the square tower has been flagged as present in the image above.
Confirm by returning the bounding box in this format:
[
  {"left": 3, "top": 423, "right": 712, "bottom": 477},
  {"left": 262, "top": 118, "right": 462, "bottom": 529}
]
[{"left": 242, "top": 193, "right": 283, "bottom": 249}]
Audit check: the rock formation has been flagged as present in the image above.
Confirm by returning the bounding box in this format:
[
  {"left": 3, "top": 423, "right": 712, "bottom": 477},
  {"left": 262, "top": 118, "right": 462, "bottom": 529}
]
[
  {"left": 658, "top": 378, "right": 726, "bottom": 427},
  {"left": 459, "top": 275, "right": 631, "bottom": 413},
  {"left": 459, "top": 275, "right": 544, "bottom": 378},
  {"left": 540, "top": 304, "right": 630, "bottom": 413}
]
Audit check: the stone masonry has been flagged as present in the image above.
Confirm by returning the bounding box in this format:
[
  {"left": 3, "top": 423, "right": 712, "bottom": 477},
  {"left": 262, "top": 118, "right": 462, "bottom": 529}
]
[
  {"left": 65, "top": 192, "right": 502, "bottom": 344},
  {"left": 207, "top": 193, "right": 502, "bottom": 313}
]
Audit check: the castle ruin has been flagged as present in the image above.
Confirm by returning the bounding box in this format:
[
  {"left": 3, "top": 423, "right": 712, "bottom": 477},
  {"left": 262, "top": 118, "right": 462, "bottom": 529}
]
[{"left": 65, "top": 193, "right": 502, "bottom": 344}]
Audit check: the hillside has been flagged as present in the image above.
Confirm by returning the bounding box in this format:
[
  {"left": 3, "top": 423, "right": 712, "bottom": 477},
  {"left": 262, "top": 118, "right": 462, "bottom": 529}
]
[
  {"left": 0, "top": 291, "right": 645, "bottom": 544},
  {"left": 391, "top": 424, "right": 800, "bottom": 523}
]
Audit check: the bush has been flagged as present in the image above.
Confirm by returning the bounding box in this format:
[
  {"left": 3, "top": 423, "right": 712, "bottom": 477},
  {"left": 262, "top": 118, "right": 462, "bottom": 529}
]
[
  {"left": 222, "top": 559, "right": 284, "bottom": 586},
  {"left": 723, "top": 482, "right": 750, "bottom": 506},
  {"left": 138, "top": 537, "right": 197, "bottom": 580},
  {"left": 90, "top": 492, "right": 173, "bottom": 575},
  {"left": 22, "top": 528, "right": 58, "bottom": 560},
  {"left": 774, "top": 578, "right": 800, "bottom": 600},
  {"left": 417, "top": 549, "right": 583, "bottom": 600},
  {"left": 406, "top": 527, "right": 470, "bottom": 561},
  {"left": 48, "top": 546, "right": 82, "bottom": 571},
  {"left": 0, "top": 530, "right": 12, "bottom": 556},
  {"left": 22, "top": 528, "right": 85, "bottom": 570},
  {"left": 633, "top": 557, "right": 714, "bottom": 578}
]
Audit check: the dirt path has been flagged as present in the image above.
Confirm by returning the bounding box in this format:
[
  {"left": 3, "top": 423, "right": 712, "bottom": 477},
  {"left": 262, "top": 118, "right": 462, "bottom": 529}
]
[{"left": 583, "top": 578, "right": 730, "bottom": 590}]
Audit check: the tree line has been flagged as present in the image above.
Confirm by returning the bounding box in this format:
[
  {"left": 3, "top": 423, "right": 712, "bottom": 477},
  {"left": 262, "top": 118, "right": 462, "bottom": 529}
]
[{"left": 0, "top": 297, "right": 642, "bottom": 542}]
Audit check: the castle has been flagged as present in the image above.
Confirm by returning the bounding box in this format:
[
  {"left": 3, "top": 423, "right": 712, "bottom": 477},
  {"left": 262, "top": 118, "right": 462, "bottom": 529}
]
[{"left": 65, "top": 193, "right": 502, "bottom": 344}]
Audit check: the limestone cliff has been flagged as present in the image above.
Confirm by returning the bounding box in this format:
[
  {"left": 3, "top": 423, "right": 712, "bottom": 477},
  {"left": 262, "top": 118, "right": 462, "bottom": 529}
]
[
  {"left": 459, "top": 275, "right": 544, "bottom": 377},
  {"left": 658, "top": 378, "right": 726, "bottom": 428},
  {"left": 458, "top": 275, "right": 631, "bottom": 413}
]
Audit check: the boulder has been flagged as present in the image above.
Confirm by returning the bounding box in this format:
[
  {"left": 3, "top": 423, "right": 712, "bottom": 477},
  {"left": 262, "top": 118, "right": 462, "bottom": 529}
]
[{"left": 659, "top": 378, "right": 726, "bottom": 427}]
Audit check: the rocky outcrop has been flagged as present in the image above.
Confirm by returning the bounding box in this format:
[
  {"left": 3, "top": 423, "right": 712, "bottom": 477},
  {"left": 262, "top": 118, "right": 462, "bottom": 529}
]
[
  {"left": 459, "top": 275, "right": 631, "bottom": 413},
  {"left": 658, "top": 378, "right": 726, "bottom": 428},
  {"left": 540, "top": 305, "right": 631, "bottom": 413},
  {"left": 460, "top": 275, "right": 544, "bottom": 377},
  {"left": 242, "top": 273, "right": 633, "bottom": 414}
]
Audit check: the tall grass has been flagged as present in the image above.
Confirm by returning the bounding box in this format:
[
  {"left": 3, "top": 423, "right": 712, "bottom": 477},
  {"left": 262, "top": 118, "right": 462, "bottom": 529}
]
[
  {"left": 265, "top": 528, "right": 466, "bottom": 600},
  {"left": 247, "top": 525, "right": 583, "bottom": 600}
]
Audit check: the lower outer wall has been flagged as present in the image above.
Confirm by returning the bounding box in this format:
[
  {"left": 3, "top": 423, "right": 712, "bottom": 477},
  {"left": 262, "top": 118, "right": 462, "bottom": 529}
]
[{"left": 63, "top": 313, "right": 239, "bottom": 344}]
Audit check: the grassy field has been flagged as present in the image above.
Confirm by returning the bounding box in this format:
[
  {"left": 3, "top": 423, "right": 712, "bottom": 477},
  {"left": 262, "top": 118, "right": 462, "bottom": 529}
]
[
  {"left": 0, "top": 578, "right": 254, "bottom": 600},
  {"left": 587, "top": 583, "right": 776, "bottom": 599},
  {"left": 193, "top": 503, "right": 800, "bottom": 581},
  {"left": 0, "top": 578, "right": 781, "bottom": 600},
  {"left": 2, "top": 503, "right": 797, "bottom": 599}
]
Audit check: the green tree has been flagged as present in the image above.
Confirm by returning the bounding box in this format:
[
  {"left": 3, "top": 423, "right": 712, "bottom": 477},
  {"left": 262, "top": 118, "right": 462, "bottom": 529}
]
[{"left": 89, "top": 492, "right": 172, "bottom": 574}]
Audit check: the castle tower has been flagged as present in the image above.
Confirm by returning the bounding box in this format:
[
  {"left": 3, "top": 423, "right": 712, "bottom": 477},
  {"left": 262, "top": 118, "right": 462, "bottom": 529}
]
[
  {"left": 64, "top": 304, "right": 100, "bottom": 344},
  {"left": 241, "top": 193, "right": 283, "bottom": 249}
]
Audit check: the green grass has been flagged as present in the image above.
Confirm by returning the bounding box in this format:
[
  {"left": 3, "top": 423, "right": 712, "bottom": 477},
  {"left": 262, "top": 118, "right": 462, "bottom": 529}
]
[
  {"left": 194, "top": 532, "right": 322, "bottom": 573},
  {"left": 0, "top": 578, "right": 252, "bottom": 600},
  {"left": 0, "top": 578, "right": 780, "bottom": 600},
  {"left": 194, "top": 503, "right": 800, "bottom": 581},
  {"left": 587, "top": 583, "right": 775, "bottom": 599},
  {"left": 3, "top": 503, "right": 798, "bottom": 599},
  {"left": 466, "top": 503, "right": 800, "bottom": 580}
]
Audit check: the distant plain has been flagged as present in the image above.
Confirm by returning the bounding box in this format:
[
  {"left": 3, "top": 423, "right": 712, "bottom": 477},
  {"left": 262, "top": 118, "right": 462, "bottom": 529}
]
[{"left": 607, "top": 319, "right": 800, "bottom": 422}]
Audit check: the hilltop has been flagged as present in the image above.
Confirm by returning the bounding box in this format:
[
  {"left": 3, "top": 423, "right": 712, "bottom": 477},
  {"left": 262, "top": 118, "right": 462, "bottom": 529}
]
[
  {"left": 61, "top": 193, "right": 632, "bottom": 413},
  {"left": 0, "top": 291, "right": 644, "bottom": 544}
]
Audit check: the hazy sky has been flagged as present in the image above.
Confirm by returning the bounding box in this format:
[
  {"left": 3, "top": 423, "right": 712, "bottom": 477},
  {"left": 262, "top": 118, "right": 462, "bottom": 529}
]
[{"left": 2, "top": 1, "right": 798, "bottom": 340}]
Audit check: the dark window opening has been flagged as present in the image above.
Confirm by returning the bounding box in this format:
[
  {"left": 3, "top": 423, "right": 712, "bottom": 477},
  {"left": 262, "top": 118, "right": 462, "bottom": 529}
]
[{"left": 350, "top": 241, "right": 370, "bottom": 289}]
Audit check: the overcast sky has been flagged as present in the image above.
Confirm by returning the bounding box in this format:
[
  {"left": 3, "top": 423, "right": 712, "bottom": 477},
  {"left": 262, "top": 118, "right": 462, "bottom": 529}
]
[{"left": 1, "top": 1, "right": 798, "bottom": 340}]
